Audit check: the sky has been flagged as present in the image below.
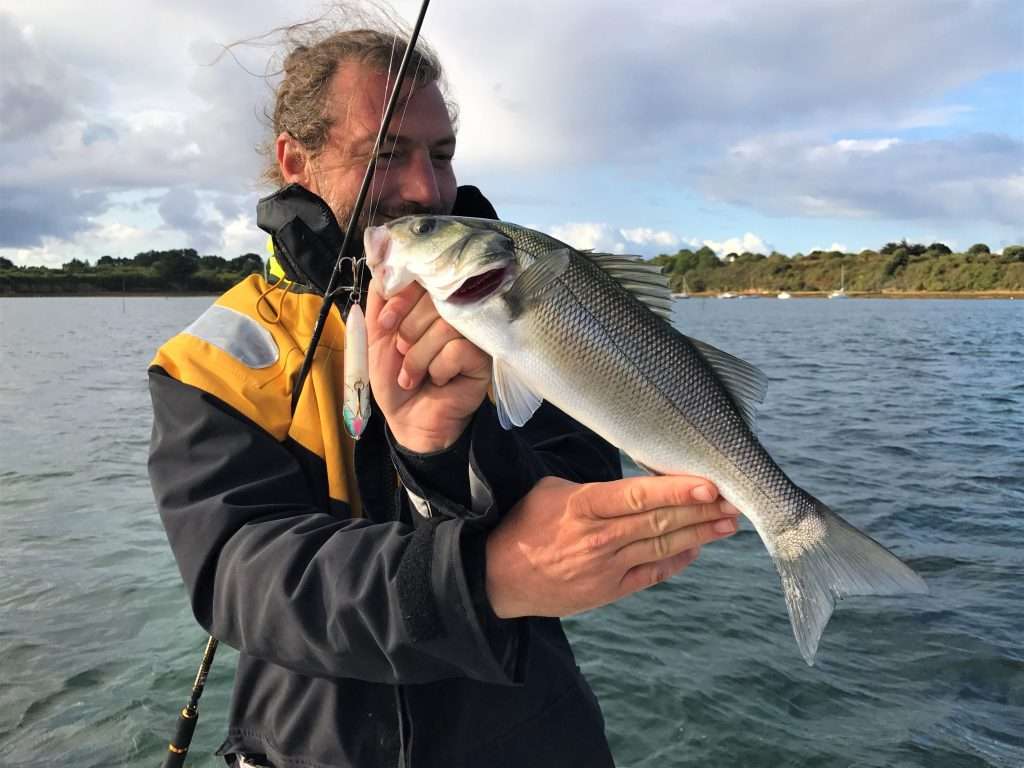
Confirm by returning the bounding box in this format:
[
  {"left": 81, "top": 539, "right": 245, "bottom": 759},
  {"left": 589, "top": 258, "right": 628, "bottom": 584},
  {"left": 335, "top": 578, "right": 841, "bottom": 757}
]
[{"left": 1, "top": 0, "right": 1022, "bottom": 267}]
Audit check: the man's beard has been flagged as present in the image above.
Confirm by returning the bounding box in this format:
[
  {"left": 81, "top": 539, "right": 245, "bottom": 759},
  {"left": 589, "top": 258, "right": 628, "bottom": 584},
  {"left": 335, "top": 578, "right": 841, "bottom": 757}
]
[{"left": 330, "top": 200, "right": 449, "bottom": 246}]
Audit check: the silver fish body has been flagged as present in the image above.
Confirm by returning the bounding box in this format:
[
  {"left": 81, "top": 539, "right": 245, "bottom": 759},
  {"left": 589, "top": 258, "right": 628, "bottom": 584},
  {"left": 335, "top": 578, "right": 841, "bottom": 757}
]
[{"left": 364, "top": 216, "right": 927, "bottom": 665}]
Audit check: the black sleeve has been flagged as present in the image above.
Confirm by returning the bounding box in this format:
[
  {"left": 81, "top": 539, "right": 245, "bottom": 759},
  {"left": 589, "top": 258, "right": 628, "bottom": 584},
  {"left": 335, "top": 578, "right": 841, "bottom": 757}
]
[
  {"left": 388, "top": 400, "right": 622, "bottom": 676},
  {"left": 390, "top": 399, "right": 622, "bottom": 526},
  {"left": 148, "top": 370, "right": 527, "bottom": 686}
]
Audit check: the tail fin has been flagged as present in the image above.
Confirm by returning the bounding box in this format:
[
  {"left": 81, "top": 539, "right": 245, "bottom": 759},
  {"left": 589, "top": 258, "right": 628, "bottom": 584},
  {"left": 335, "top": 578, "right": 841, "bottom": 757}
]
[{"left": 773, "top": 500, "right": 928, "bottom": 666}]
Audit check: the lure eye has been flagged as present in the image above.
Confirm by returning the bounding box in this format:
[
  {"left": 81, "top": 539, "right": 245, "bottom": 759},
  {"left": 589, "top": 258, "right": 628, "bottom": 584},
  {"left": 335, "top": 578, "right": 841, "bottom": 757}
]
[{"left": 411, "top": 218, "right": 436, "bottom": 236}]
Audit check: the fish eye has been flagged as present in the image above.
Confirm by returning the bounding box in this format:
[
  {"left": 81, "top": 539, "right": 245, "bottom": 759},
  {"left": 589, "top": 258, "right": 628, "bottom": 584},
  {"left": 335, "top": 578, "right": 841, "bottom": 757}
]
[{"left": 411, "top": 218, "right": 436, "bottom": 236}]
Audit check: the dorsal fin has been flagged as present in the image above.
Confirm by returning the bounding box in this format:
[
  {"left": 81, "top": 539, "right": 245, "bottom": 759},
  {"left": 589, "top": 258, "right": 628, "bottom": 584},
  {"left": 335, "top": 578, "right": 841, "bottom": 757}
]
[
  {"left": 580, "top": 252, "right": 673, "bottom": 320},
  {"left": 685, "top": 336, "right": 768, "bottom": 430}
]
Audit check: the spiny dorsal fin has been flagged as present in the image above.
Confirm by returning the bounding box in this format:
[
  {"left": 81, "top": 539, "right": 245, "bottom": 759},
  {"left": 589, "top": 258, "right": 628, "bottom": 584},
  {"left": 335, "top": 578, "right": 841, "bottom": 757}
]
[
  {"left": 685, "top": 336, "right": 767, "bottom": 430},
  {"left": 580, "top": 252, "right": 673, "bottom": 320}
]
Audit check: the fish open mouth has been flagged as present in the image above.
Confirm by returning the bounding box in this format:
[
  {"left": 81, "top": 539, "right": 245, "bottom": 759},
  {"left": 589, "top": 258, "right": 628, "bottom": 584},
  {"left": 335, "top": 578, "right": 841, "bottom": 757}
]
[{"left": 449, "top": 267, "right": 508, "bottom": 304}]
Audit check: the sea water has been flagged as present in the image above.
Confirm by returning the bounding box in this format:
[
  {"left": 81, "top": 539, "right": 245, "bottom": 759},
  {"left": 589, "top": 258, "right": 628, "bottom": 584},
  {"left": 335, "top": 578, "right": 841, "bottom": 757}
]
[{"left": 0, "top": 296, "right": 1021, "bottom": 767}]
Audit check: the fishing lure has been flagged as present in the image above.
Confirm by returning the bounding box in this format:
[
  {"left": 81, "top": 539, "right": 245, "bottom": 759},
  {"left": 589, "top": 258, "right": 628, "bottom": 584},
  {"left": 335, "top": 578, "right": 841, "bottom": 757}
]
[{"left": 342, "top": 304, "right": 371, "bottom": 439}]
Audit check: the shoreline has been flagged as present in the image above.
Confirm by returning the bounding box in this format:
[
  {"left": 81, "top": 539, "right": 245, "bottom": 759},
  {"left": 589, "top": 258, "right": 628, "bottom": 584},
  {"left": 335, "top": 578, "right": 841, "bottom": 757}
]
[
  {"left": 2, "top": 290, "right": 1022, "bottom": 300},
  {"left": 682, "top": 290, "right": 1024, "bottom": 300}
]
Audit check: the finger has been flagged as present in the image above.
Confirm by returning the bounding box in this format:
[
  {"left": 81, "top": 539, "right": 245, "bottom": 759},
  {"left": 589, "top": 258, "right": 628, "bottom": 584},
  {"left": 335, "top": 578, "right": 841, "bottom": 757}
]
[
  {"left": 426, "top": 339, "right": 491, "bottom": 387},
  {"left": 365, "top": 284, "right": 406, "bottom": 388},
  {"left": 576, "top": 475, "right": 720, "bottom": 520},
  {"left": 611, "top": 498, "right": 740, "bottom": 548},
  {"left": 398, "top": 319, "right": 465, "bottom": 389},
  {"left": 367, "top": 282, "right": 425, "bottom": 343},
  {"left": 365, "top": 280, "right": 387, "bottom": 341},
  {"left": 396, "top": 291, "right": 444, "bottom": 356},
  {"left": 618, "top": 546, "right": 701, "bottom": 596},
  {"left": 616, "top": 516, "right": 737, "bottom": 568}
]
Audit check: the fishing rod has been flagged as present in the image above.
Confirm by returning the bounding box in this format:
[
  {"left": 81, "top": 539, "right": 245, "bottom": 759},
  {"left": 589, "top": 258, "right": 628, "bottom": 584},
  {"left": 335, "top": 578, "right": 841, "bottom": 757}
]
[
  {"left": 291, "top": 0, "right": 433, "bottom": 413},
  {"left": 160, "top": 637, "right": 218, "bottom": 768},
  {"left": 157, "top": 2, "right": 432, "bottom": 763}
]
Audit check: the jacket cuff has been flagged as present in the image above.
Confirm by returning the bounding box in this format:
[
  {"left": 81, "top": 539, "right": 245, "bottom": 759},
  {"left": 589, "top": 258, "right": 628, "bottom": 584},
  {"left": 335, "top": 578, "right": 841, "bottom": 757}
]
[
  {"left": 432, "top": 518, "right": 527, "bottom": 685},
  {"left": 466, "top": 401, "right": 547, "bottom": 518},
  {"left": 387, "top": 402, "right": 546, "bottom": 524},
  {"left": 388, "top": 415, "right": 529, "bottom": 683},
  {"left": 388, "top": 422, "right": 473, "bottom": 513}
]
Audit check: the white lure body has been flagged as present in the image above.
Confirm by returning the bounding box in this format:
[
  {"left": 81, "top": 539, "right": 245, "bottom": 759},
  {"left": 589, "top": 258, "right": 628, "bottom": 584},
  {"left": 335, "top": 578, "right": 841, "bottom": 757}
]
[{"left": 342, "top": 304, "right": 371, "bottom": 440}]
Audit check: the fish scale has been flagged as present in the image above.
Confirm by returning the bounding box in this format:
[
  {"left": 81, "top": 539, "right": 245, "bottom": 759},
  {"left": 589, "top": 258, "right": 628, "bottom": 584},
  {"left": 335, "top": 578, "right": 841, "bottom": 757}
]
[
  {"left": 365, "top": 214, "right": 928, "bottom": 665},
  {"left": 512, "top": 239, "right": 812, "bottom": 540}
]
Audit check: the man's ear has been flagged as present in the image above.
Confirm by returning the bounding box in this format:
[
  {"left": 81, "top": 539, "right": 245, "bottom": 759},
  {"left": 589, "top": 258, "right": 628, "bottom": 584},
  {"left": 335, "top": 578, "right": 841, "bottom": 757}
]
[{"left": 276, "top": 132, "right": 312, "bottom": 186}]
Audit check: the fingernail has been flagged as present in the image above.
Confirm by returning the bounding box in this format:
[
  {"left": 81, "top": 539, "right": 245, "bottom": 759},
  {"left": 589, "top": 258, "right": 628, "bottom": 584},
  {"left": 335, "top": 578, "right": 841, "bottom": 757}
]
[
  {"left": 721, "top": 501, "right": 740, "bottom": 515},
  {"left": 379, "top": 309, "right": 397, "bottom": 331},
  {"left": 713, "top": 518, "right": 737, "bottom": 535},
  {"left": 397, "top": 370, "right": 412, "bottom": 389},
  {"left": 692, "top": 485, "right": 715, "bottom": 503}
]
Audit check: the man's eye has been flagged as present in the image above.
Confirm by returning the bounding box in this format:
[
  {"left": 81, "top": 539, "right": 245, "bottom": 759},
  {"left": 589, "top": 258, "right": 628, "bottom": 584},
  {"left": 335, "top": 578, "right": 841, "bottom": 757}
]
[{"left": 432, "top": 153, "right": 454, "bottom": 166}]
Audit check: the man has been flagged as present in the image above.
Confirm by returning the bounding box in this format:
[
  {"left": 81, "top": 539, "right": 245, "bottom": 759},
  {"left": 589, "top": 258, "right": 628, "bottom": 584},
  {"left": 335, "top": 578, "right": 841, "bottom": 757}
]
[{"left": 149, "top": 27, "right": 739, "bottom": 768}]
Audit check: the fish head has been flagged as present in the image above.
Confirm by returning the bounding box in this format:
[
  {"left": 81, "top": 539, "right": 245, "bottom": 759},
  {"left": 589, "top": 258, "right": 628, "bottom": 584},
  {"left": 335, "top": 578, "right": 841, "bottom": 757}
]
[{"left": 363, "top": 215, "right": 518, "bottom": 306}]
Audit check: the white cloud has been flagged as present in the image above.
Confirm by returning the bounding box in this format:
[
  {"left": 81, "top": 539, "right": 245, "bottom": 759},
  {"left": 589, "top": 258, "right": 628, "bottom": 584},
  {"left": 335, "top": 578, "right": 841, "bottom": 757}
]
[
  {"left": 703, "top": 133, "right": 1024, "bottom": 225},
  {"left": 834, "top": 138, "right": 900, "bottom": 153},
  {"left": 2, "top": 0, "right": 1021, "bottom": 264},
  {"left": 546, "top": 222, "right": 623, "bottom": 253},
  {"left": 544, "top": 222, "right": 686, "bottom": 256},
  {"left": 702, "top": 233, "right": 770, "bottom": 257},
  {"left": 619, "top": 227, "right": 680, "bottom": 248},
  {"left": 810, "top": 242, "right": 849, "bottom": 253},
  {"left": 222, "top": 214, "right": 269, "bottom": 258}
]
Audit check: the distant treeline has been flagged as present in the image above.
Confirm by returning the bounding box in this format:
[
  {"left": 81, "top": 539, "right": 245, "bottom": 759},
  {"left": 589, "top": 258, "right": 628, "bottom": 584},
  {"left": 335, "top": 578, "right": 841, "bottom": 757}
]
[
  {"left": 650, "top": 241, "right": 1024, "bottom": 294},
  {"left": 3, "top": 240, "right": 1023, "bottom": 296},
  {"left": 0, "top": 249, "right": 264, "bottom": 295}
]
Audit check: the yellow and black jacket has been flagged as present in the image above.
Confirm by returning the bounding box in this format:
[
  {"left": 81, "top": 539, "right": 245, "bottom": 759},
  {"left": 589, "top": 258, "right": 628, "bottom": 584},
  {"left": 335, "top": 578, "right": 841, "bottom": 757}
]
[{"left": 147, "top": 186, "right": 622, "bottom": 768}]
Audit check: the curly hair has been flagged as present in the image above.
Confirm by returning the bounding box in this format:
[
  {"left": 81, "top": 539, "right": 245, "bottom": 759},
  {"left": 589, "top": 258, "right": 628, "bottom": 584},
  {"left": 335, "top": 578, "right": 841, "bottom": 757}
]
[{"left": 250, "top": 17, "right": 454, "bottom": 187}]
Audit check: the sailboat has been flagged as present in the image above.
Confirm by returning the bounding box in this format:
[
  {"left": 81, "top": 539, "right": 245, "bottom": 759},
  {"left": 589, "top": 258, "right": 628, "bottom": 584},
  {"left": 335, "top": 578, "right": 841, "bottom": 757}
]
[
  {"left": 828, "top": 266, "right": 849, "bottom": 299},
  {"left": 672, "top": 277, "right": 690, "bottom": 299}
]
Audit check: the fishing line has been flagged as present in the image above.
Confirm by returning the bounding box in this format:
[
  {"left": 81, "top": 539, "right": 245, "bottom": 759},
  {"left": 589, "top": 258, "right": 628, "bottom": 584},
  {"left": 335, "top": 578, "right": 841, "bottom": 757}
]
[
  {"left": 290, "top": 0, "right": 432, "bottom": 414},
  {"left": 366, "top": 52, "right": 423, "bottom": 223},
  {"left": 355, "top": 51, "right": 424, "bottom": 309}
]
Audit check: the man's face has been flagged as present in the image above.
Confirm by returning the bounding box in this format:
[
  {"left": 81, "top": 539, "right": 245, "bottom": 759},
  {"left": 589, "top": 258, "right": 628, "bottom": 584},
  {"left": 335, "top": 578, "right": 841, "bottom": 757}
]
[{"left": 286, "top": 61, "right": 458, "bottom": 236}]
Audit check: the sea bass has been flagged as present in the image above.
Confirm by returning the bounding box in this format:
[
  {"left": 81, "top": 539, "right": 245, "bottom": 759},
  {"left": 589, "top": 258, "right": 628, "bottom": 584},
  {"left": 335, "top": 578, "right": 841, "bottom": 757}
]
[{"left": 363, "top": 216, "right": 927, "bottom": 665}]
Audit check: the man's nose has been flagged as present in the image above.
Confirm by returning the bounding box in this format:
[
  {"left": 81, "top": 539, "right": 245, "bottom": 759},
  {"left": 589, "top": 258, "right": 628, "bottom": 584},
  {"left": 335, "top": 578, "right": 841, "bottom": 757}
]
[{"left": 398, "top": 151, "right": 441, "bottom": 210}]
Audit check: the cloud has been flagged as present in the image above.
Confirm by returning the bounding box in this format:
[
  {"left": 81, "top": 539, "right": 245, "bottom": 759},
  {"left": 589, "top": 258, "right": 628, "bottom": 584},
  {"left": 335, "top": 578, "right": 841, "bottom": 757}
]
[
  {"left": 546, "top": 222, "right": 624, "bottom": 253},
  {"left": 0, "top": 185, "right": 109, "bottom": 248},
  {"left": 2, "top": 0, "right": 1021, "bottom": 264},
  {"left": 440, "top": 0, "right": 1023, "bottom": 170},
  {"left": 702, "top": 133, "right": 1024, "bottom": 226},
  {"left": 702, "top": 233, "right": 771, "bottom": 257},
  {"left": 0, "top": 15, "right": 80, "bottom": 140},
  {"left": 544, "top": 222, "right": 693, "bottom": 257},
  {"left": 0, "top": 6, "right": 270, "bottom": 250},
  {"left": 620, "top": 227, "right": 680, "bottom": 248},
  {"left": 810, "top": 242, "right": 849, "bottom": 254},
  {"left": 157, "top": 188, "right": 223, "bottom": 253}
]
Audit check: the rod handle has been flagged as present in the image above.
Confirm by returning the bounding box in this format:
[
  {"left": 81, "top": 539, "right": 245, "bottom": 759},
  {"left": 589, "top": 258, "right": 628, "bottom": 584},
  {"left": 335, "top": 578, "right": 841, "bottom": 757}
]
[{"left": 159, "top": 706, "right": 198, "bottom": 768}]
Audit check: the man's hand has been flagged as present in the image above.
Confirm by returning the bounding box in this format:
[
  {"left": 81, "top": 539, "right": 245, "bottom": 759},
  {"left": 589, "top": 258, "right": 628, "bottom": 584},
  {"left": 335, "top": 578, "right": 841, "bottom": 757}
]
[
  {"left": 365, "top": 280, "right": 491, "bottom": 453},
  {"left": 485, "top": 475, "right": 740, "bottom": 618}
]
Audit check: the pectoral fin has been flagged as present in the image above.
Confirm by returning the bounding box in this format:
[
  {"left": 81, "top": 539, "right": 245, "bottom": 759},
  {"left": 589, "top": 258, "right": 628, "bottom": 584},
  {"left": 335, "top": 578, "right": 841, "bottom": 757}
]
[
  {"left": 504, "top": 249, "right": 570, "bottom": 318},
  {"left": 492, "top": 358, "right": 544, "bottom": 429}
]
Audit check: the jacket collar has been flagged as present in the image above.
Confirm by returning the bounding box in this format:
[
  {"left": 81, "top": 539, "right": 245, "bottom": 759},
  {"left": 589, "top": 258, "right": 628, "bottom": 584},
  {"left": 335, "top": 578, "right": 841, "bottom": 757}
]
[{"left": 256, "top": 183, "right": 500, "bottom": 297}]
